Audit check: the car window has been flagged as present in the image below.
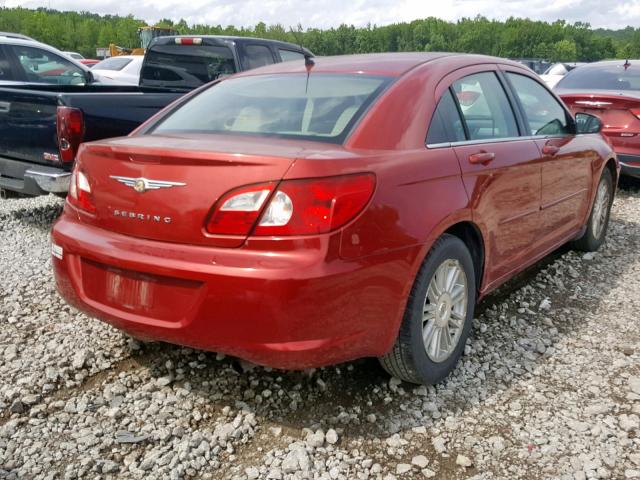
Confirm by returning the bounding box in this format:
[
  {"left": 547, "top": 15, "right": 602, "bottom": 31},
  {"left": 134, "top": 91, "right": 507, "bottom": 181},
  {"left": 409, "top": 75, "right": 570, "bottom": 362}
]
[
  {"left": 93, "top": 57, "right": 132, "bottom": 71},
  {"left": 279, "top": 49, "right": 305, "bottom": 62},
  {"left": 452, "top": 72, "right": 518, "bottom": 141},
  {"left": 507, "top": 73, "right": 570, "bottom": 136},
  {"left": 152, "top": 73, "right": 391, "bottom": 144},
  {"left": 557, "top": 63, "right": 640, "bottom": 90},
  {"left": 10, "top": 45, "right": 86, "bottom": 85},
  {"left": 141, "top": 44, "right": 236, "bottom": 89},
  {"left": 427, "top": 90, "right": 465, "bottom": 145},
  {"left": 0, "top": 47, "right": 13, "bottom": 80},
  {"left": 243, "top": 45, "right": 274, "bottom": 70}
]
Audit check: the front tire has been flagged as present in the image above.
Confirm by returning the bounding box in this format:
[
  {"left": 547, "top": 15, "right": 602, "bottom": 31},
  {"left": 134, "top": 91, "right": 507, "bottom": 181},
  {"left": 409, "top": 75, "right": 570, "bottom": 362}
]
[
  {"left": 573, "top": 168, "right": 613, "bottom": 252},
  {"left": 379, "top": 234, "right": 476, "bottom": 385}
]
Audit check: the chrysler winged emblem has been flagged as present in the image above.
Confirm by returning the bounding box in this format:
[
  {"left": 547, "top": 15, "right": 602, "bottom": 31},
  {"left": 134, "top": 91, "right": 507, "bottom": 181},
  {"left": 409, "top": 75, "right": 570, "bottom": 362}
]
[{"left": 110, "top": 176, "right": 186, "bottom": 193}]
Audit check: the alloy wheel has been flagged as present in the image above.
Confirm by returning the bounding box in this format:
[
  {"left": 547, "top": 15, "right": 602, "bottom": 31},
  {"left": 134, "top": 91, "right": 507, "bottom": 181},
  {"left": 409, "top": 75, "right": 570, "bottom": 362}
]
[{"left": 422, "top": 259, "right": 468, "bottom": 363}]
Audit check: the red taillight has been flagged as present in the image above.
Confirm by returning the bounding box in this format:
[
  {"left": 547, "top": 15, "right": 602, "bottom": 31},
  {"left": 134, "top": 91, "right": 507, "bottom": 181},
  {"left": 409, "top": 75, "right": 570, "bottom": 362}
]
[
  {"left": 206, "top": 183, "right": 275, "bottom": 235},
  {"left": 57, "top": 107, "right": 84, "bottom": 163},
  {"left": 67, "top": 167, "right": 96, "bottom": 214},
  {"left": 205, "top": 174, "right": 375, "bottom": 237}
]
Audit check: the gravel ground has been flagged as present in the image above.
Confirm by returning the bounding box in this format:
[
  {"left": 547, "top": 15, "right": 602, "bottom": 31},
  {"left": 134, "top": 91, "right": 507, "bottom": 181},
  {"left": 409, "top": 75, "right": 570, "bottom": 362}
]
[{"left": 1, "top": 180, "right": 639, "bottom": 480}]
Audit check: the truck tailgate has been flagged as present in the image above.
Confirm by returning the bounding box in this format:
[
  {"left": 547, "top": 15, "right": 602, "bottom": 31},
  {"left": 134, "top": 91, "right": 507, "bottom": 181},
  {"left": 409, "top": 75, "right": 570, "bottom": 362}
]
[{"left": 0, "top": 87, "right": 59, "bottom": 166}]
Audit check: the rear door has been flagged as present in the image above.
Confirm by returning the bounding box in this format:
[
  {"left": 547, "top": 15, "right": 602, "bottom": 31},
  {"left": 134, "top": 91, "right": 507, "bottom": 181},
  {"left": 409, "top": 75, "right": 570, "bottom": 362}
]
[
  {"left": 436, "top": 69, "right": 542, "bottom": 288},
  {"left": 504, "top": 71, "right": 593, "bottom": 248}
]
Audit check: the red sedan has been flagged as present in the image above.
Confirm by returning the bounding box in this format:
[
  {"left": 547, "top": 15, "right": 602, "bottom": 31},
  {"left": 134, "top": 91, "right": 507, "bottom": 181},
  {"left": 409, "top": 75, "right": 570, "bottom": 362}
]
[
  {"left": 556, "top": 60, "right": 640, "bottom": 178},
  {"left": 52, "top": 53, "right": 618, "bottom": 385}
]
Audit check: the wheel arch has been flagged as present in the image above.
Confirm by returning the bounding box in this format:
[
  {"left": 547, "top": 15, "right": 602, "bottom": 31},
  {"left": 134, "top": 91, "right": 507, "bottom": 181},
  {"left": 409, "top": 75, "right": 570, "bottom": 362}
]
[
  {"left": 604, "top": 157, "right": 618, "bottom": 191},
  {"left": 443, "top": 221, "right": 485, "bottom": 294}
]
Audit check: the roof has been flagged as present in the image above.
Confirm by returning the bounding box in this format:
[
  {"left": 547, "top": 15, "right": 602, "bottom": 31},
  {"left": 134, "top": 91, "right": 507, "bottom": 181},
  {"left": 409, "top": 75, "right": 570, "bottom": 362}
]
[
  {"left": 235, "top": 52, "right": 525, "bottom": 78},
  {"left": 0, "top": 32, "right": 35, "bottom": 41},
  {"left": 151, "top": 35, "right": 312, "bottom": 54},
  {"left": 578, "top": 59, "right": 640, "bottom": 68}
]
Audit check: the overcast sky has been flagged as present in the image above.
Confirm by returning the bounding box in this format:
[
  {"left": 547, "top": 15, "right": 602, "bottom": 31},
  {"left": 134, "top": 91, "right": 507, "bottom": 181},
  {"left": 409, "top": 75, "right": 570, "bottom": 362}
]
[{"left": 4, "top": 0, "right": 640, "bottom": 30}]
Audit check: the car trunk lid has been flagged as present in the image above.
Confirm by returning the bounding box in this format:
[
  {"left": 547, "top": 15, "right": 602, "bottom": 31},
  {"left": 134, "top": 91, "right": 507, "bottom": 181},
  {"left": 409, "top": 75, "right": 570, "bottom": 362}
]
[
  {"left": 559, "top": 90, "right": 640, "bottom": 125},
  {"left": 75, "top": 133, "right": 302, "bottom": 247},
  {"left": 558, "top": 90, "right": 640, "bottom": 148}
]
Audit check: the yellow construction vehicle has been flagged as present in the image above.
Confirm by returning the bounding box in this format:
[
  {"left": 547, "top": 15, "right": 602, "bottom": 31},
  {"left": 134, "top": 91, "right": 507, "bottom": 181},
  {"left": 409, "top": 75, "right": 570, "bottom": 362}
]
[{"left": 108, "top": 26, "right": 178, "bottom": 57}]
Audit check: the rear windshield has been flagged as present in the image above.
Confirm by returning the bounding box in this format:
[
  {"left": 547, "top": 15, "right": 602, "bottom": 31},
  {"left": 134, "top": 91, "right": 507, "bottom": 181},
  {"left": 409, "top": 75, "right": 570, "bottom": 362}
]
[
  {"left": 151, "top": 73, "right": 391, "bottom": 143},
  {"left": 140, "top": 44, "right": 236, "bottom": 89},
  {"left": 557, "top": 64, "right": 640, "bottom": 90},
  {"left": 93, "top": 57, "right": 132, "bottom": 71}
]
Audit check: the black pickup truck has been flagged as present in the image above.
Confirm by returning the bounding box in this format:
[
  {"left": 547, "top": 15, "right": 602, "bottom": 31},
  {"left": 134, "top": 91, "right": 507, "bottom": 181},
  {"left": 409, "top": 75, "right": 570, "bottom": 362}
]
[{"left": 0, "top": 35, "right": 311, "bottom": 196}]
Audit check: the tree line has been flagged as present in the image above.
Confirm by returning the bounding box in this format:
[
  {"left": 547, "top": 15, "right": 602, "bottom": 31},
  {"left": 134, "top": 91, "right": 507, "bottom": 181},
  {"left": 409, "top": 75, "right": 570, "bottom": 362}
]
[{"left": 1, "top": 7, "right": 639, "bottom": 62}]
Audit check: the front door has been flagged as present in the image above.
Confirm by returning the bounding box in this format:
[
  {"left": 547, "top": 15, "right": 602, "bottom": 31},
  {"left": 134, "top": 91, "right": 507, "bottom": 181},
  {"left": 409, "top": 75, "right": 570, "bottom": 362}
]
[
  {"left": 504, "top": 71, "right": 593, "bottom": 249},
  {"left": 446, "top": 71, "right": 543, "bottom": 289}
]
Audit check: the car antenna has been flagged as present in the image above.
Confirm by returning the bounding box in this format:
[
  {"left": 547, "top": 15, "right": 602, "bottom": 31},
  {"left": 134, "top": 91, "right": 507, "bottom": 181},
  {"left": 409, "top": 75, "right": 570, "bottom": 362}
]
[{"left": 290, "top": 24, "right": 314, "bottom": 93}]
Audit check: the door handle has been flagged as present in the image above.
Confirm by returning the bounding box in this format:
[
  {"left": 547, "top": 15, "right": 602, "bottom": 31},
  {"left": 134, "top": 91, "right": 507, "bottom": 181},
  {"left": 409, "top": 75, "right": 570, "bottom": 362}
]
[
  {"left": 468, "top": 151, "right": 495, "bottom": 165},
  {"left": 542, "top": 145, "right": 559, "bottom": 156},
  {"left": 0, "top": 101, "right": 10, "bottom": 113}
]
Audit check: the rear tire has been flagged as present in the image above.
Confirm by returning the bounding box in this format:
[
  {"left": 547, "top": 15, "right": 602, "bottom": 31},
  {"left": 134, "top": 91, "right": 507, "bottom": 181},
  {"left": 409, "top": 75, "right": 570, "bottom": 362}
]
[
  {"left": 573, "top": 169, "right": 613, "bottom": 252},
  {"left": 379, "top": 234, "right": 476, "bottom": 385}
]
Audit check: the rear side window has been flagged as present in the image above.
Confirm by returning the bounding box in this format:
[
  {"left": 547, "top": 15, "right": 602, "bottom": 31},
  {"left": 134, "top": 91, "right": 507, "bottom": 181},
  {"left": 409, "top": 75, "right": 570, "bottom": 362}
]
[
  {"left": 93, "top": 57, "right": 132, "bottom": 71},
  {"left": 10, "top": 45, "right": 86, "bottom": 85},
  {"left": 152, "top": 73, "right": 391, "bottom": 144},
  {"left": 279, "top": 49, "right": 305, "bottom": 62},
  {"left": 427, "top": 90, "right": 465, "bottom": 145},
  {"left": 452, "top": 72, "right": 518, "bottom": 140},
  {"left": 507, "top": 73, "right": 570, "bottom": 136},
  {"left": 243, "top": 45, "right": 275, "bottom": 70},
  {"left": 141, "top": 44, "right": 236, "bottom": 89},
  {"left": 0, "top": 47, "right": 13, "bottom": 80}
]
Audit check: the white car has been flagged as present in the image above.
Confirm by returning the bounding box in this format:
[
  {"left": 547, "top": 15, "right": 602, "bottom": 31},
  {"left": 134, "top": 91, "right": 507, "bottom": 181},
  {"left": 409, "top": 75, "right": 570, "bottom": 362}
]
[
  {"left": 62, "top": 51, "right": 84, "bottom": 60},
  {"left": 540, "top": 62, "right": 586, "bottom": 89},
  {"left": 0, "top": 34, "right": 92, "bottom": 86},
  {"left": 91, "top": 55, "right": 143, "bottom": 85}
]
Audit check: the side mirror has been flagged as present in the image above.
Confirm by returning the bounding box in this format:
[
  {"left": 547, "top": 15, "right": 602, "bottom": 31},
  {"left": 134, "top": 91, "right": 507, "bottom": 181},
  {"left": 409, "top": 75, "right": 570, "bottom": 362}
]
[{"left": 575, "top": 112, "right": 602, "bottom": 134}]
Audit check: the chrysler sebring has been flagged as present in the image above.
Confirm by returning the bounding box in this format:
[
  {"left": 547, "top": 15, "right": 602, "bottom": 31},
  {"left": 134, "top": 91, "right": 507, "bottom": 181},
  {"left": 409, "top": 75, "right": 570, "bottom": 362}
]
[{"left": 52, "top": 53, "right": 618, "bottom": 385}]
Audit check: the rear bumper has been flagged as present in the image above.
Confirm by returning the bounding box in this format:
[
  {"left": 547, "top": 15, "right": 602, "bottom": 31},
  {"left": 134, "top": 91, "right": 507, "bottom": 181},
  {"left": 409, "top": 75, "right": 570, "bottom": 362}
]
[
  {"left": 618, "top": 154, "right": 640, "bottom": 178},
  {"left": 51, "top": 211, "right": 417, "bottom": 369},
  {"left": 0, "top": 156, "right": 70, "bottom": 195}
]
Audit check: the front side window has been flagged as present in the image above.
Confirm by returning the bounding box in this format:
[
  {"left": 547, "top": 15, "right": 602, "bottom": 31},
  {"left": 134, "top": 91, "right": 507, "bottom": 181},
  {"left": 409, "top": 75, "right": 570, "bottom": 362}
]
[
  {"left": 11, "top": 45, "right": 86, "bottom": 85},
  {"left": 152, "top": 73, "right": 391, "bottom": 143},
  {"left": 426, "top": 90, "right": 465, "bottom": 145},
  {"left": 452, "top": 72, "right": 519, "bottom": 140},
  {"left": 243, "top": 45, "right": 275, "bottom": 70},
  {"left": 507, "top": 72, "right": 570, "bottom": 136}
]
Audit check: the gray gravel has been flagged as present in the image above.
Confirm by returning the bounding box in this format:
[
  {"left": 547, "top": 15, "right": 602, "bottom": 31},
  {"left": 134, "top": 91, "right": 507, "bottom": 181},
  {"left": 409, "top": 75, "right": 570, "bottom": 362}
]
[{"left": 1, "top": 181, "right": 639, "bottom": 480}]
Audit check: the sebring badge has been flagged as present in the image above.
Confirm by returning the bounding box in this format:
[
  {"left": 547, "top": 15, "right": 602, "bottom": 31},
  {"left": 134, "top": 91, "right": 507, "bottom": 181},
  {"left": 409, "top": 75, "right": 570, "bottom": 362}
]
[{"left": 110, "top": 176, "right": 186, "bottom": 193}]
